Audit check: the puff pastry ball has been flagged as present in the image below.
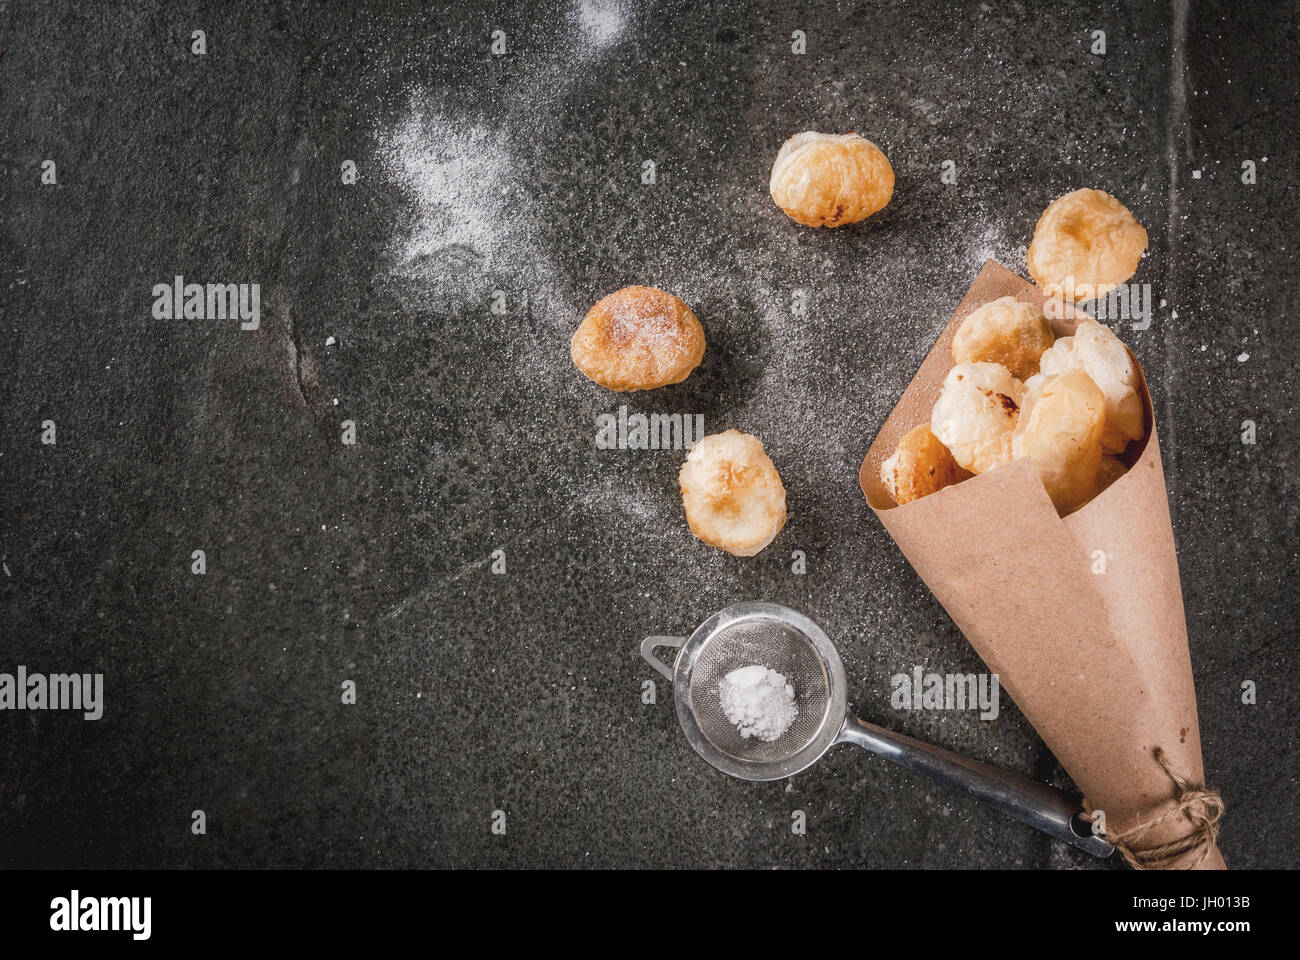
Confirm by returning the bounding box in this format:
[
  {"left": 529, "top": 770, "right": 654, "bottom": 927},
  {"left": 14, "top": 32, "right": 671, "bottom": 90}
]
[
  {"left": 1038, "top": 318, "right": 1145, "bottom": 453},
  {"left": 1012, "top": 369, "right": 1107, "bottom": 515},
  {"left": 679, "top": 430, "right": 787, "bottom": 557},
  {"left": 769, "top": 132, "right": 894, "bottom": 227},
  {"left": 880, "top": 424, "right": 971, "bottom": 506},
  {"left": 1096, "top": 455, "right": 1128, "bottom": 493},
  {"left": 931, "top": 362, "right": 1027, "bottom": 475},
  {"left": 571, "top": 286, "right": 705, "bottom": 391},
  {"left": 1027, "top": 188, "right": 1148, "bottom": 301},
  {"left": 952, "top": 296, "right": 1055, "bottom": 380}
]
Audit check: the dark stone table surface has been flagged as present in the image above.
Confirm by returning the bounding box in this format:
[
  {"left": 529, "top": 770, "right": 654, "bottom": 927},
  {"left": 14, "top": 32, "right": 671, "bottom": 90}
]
[{"left": 2, "top": 0, "right": 1296, "bottom": 868}]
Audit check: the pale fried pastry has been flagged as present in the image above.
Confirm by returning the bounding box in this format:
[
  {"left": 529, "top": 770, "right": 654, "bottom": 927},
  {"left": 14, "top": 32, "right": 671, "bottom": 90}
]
[
  {"left": 951, "top": 295, "right": 1056, "bottom": 380},
  {"left": 571, "top": 285, "right": 705, "bottom": 391},
  {"left": 881, "top": 424, "right": 972, "bottom": 506},
  {"left": 679, "top": 430, "right": 787, "bottom": 557},
  {"left": 1012, "top": 369, "right": 1106, "bottom": 514},
  {"left": 1038, "top": 318, "right": 1145, "bottom": 453},
  {"left": 930, "top": 362, "right": 1027, "bottom": 475},
  {"left": 1026, "top": 188, "right": 1148, "bottom": 301},
  {"left": 769, "top": 132, "right": 894, "bottom": 228},
  {"left": 1095, "top": 455, "right": 1128, "bottom": 494}
]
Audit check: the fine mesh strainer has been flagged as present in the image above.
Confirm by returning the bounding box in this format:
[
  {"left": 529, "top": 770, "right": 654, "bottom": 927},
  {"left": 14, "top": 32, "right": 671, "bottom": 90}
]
[{"left": 642, "top": 602, "right": 1113, "bottom": 857}]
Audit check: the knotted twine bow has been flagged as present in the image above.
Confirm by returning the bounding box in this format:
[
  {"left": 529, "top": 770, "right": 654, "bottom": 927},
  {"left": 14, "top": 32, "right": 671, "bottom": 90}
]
[{"left": 1081, "top": 747, "right": 1225, "bottom": 870}]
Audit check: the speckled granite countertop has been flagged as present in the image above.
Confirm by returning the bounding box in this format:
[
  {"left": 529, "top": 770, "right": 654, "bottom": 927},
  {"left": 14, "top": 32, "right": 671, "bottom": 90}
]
[{"left": 1, "top": 0, "right": 1296, "bottom": 868}]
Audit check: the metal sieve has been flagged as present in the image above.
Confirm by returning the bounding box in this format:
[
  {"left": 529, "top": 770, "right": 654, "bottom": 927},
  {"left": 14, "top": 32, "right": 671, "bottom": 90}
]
[{"left": 642, "top": 601, "right": 1113, "bottom": 857}]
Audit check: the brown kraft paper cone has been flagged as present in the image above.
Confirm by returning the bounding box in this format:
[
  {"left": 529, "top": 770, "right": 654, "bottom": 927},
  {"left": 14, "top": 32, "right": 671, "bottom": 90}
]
[{"left": 859, "top": 260, "right": 1224, "bottom": 869}]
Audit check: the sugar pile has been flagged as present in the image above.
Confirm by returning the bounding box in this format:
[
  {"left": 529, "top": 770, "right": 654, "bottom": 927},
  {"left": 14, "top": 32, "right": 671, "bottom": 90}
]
[{"left": 719, "top": 665, "right": 798, "bottom": 742}]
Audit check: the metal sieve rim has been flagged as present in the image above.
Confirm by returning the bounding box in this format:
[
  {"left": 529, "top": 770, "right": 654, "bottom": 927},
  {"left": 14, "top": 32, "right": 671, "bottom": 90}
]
[{"left": 672, "top": 601, "right": 848, "bottom": 782}]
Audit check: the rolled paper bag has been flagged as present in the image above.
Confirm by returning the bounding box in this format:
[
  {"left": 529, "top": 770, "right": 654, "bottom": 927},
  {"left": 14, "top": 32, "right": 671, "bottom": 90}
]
[{"left": 860, "top": 261, "right": 1224, "bottom": 869}]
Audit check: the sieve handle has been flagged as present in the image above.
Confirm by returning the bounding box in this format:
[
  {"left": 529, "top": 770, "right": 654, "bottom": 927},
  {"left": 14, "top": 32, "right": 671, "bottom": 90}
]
[
  {"left": 640, "top": 636, "right": 686, "bottom": 681},
  {"left": 838, "top": 717, "right": 1114, "bottom": 858}
]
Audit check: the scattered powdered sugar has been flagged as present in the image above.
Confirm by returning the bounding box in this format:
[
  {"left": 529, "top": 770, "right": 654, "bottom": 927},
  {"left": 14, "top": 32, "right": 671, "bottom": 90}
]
[
  {"left": 573, "top": 0, "right": 630, "bottom": 50},
  {"left": 719, "top": 665, "right": 798, "bottom": 741},
  {"left": 372, "top": 2, "right": 633, "bottom": 316},
  {"left": 605, "top": 294, "right": 694, "bottom": 378},
  {"left": 962, "top": 221, "right": 1024, "bottom": 276},
  {"left": 378, "top": 109, "right": 520, "bottom": 273}
]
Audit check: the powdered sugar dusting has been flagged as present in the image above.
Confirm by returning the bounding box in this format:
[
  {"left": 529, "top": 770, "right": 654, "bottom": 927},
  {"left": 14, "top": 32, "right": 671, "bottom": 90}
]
[
  {"left": 372, "top": 4, "right": 635, "bottom": 308},
  {"left": 573, "top": 0, "right": 629, "bottom": 50},
  {"left": 965, "top": 221, "right": 1024, "bottom": 276},
  {"left": 379, "top": 109, "right": 522, "bottom": 278}
]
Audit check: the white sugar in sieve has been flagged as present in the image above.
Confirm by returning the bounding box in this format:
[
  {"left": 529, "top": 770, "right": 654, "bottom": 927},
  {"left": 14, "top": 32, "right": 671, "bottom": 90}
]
[{"left": 642, "top": 602, "right": 1112, "bottom": 857}]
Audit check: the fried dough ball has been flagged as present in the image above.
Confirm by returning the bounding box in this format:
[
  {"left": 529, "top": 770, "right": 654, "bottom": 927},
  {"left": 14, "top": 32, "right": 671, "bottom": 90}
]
[
  {"left": 679, "top": 430, "right": 787, "bottom": 557},
  {"left": 570, "top": 286, "right": 705, "bottom": 391},
  {"left": 1012, "top": 369, "right": 1106, "bottom": 514},
  {"left": 768, "top": 132, "right": 894, "bottom": 228},
  {"left": 930, "top": 362, "right": 1027, "bottom": 475},
  {"left": 1096, "top": 455, "right": 1128, "bottom": 494},
  {"left": 951, "top": 296, "right": 1056, "bottom": 380},
  {"left": 1038, "top": 319, "right": 1145, "bottom": 453},
  {"left": 1026, "top": 188, "right": 1148, "bottom": 301},
  {"left": 880, "top": 424, "right": 972, "bottom": 506}
]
